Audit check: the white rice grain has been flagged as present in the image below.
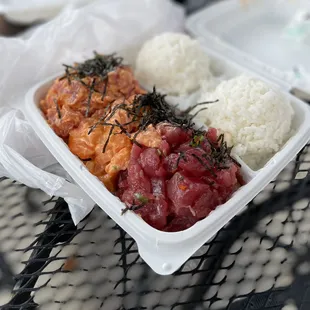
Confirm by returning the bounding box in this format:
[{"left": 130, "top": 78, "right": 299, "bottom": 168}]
[
  {"left": 193, "top": 75, "right": 294, "bottom": 170},
  {"left": 135, "top": 32, "right": 212, "bottom": 96}
]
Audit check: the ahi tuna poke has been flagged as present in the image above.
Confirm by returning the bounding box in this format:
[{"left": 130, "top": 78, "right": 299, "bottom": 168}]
[{"left": 40, "top": 51, "right": 244, "bottom": 232}]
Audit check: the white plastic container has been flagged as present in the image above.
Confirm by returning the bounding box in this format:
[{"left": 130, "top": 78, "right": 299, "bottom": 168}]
[
  {"left": 24, "top": 57, "right": 310, "bottom": 274},
  {"left": 186, "top": 0, "right": 310, "bottom": 94}
]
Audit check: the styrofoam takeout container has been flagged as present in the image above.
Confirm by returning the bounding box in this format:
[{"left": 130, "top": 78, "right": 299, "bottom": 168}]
[
  {"left": 25, "top": 57, "right": 310, "bottom": 274},
  {"left": 186, "top": 0, "right": 310, "bottom": 94}
]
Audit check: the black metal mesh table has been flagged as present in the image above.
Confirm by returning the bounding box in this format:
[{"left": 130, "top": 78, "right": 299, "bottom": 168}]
[{"left": 0, "top": 140, "right": 309, "bottom": 310}]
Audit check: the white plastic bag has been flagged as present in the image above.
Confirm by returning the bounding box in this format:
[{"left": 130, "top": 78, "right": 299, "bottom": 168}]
[
  {"left": 0, "top": 0, "right": 95, "bottom": 24},
  {"left": 0, "top": 0, "right": 185, "bottom": 224}
]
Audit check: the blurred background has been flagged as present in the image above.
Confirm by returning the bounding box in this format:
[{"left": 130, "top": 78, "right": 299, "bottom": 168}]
[{"left": 0, "top": 0, "right": 217, "bottom": 36}]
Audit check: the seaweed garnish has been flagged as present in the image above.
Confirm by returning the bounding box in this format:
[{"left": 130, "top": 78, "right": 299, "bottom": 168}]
[
  {"left": 86, "top": 86, "right": 193, "bottom": 148},
  {"left": 189, "top": 107, "right": 209, "bottom": 121},
  {"left": 82, "top": 158, "right": 92, "bottom": 162},
  {"left": 122, "top": 193, "right": 149, "bottom": 215},
  {"left": 114, "top": 120, "right": 143, "bottom": 148},
  {"left": 183, "top": 100, "right": 218, "bottom": 115},
  {"left": 77, "top": 52, "right": 123, "bottom": 80},
  {"left": 85, "top": 85, "right": 216, "bottom": 152},
  {"left": 114, "top": 120, "right": 132, "bottom": 139},
  {"left": 101, "top": 77, "right": 108, "bottom": 101},
  {"left": 111, "top": 87, "right": 215, "bottom": 147},
  {"left": 64, "top": 65, "right": 71, "bottom": 85},
  {"left": 60, "top": 52, "right": 124, "bottom": 116},
  {"left": 191, "top": 153, "right": 216, "bottom": 177},
  {"left": 87, "top": 99, "right": 126, "bottom": 135},
  {"left": 85, "top": 78, "right": 96, "bottom": 117},
  {"left": 53, "top": 98, "right": 61, "bottom": 119},
  {"left": 88, "top": 86, "right": 237, "bottom": 171},
  {"left": 121, "top": 204, "right": 145, "bottom": 215},
  {"left": 88, "top": 114, "right": 106, "bottom": 135},
  {"left": 202, "top": 133, "right": 241, "bottom": 169},
  {"left": 215, "top": 134, "right": 241, "bottom": 168},
  {"left": 175, "top": 151, "right": 187, "bottom": 169},
  {"left": 61, "top": 52, "right": 123, "bottom": 81},
  {"left": 182, "top": 99, "right": 219, "bottom": 121},
  {"left": 102, "top": 125, "right": 115, "bottom": 153}
]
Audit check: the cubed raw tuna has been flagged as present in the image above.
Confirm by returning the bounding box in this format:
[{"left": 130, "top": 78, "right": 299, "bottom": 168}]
[{"left": 117, "top": 124, "right": 242, "bottom": 231}]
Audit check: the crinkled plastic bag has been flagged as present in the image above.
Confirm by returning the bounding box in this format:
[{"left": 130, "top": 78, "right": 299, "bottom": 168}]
[
  {"left": 0, "top": 0, "right": 95, "bottom": 24},
  {"left": 0, "top": 0, "right": 185, "bottom": 224}
]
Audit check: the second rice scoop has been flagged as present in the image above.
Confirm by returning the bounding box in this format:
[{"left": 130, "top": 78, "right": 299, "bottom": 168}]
[
  {"left": 135, "top": 32, "right": 212, "bottom": 96},
  {"left": 193, "top": 75, "right": 294, "bottom": 170}
]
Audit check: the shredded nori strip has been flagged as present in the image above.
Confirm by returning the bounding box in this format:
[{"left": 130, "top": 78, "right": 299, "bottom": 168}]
[
  {"left": 114, "top": 120, "right": 143, "bottom": 148},
  {"left": 53, "top": 98, "right": 61, "bottom": 119},
  {"left": 102, "top": 125, "right": 115, "bottom": 153},
  {"left": 182, "top": 99, "right": 218, "bottom": 116},
  {"left": 114, "top": 120, "right": 132, "bottom": 139},
  {"left": 189, "top": 107, "right": 210, "bottom": 121},
  {"left": 175, "top": 151, "right": 187, "bottom": 169},
  {"left": 85, "top": 78, "right": 96, "bottom": 117},
  {"left": 82, "top": 158, "right": 92, "bottom": 162},
  {"left": 191, "top": 153, "right": 216, "bottom": 177},
  {"left": 64, "top": 66, "right": 71, "bottom": 85},
  {"left": 101, "top": 77, "right": 108, "bottom": 101},
  {"left": 214, "top": 134, "right": 241, "bottom": 168},
  {"left": 121, "top": 204, "right": 144, "bottom": 215},
  {"left": 88, "top": 110, "right": 111, "bottom": 135}
]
